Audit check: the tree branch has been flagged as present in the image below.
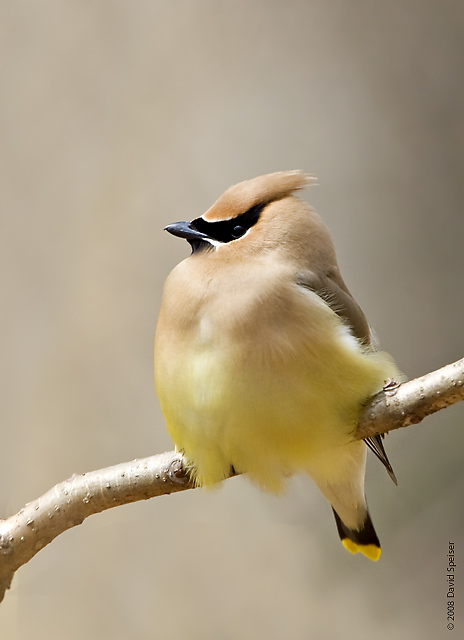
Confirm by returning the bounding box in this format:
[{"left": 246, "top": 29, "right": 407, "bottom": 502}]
[
  {"left": 0, "top": 453, "right": 194, "bottom": 603},
  {"left": 1, "top": 358, "right": 463, "bottom": 603},
  {"left": 357, "top": 357, "right": 464, "bottom": 438}
]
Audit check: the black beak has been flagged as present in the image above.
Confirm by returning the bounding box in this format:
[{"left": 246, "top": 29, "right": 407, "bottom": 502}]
[{"left": 164, "top": 221, "right": 209, "bottom": 242}]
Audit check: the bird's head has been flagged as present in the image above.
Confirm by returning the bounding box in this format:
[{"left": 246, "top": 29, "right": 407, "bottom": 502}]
[{"left": 164, "top": 171, "right": 336, "bottom": 267}]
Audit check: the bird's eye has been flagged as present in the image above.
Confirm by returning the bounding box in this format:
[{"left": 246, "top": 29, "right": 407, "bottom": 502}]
[
  {"left": 232, "top": 225, "right": 245, "bottom": 239},
  {"left": 190, "top": 203, "right": 265, "bottom": 245}
]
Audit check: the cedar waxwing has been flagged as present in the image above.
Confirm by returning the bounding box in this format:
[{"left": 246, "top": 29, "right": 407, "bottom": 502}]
[{"left": 155, "top": 171, "right": 400, "bottom": 561}]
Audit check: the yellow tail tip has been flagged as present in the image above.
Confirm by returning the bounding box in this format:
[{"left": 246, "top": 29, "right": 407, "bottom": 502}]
[{"left": 342, "top": 539, "right": 381, "bottom": 561}]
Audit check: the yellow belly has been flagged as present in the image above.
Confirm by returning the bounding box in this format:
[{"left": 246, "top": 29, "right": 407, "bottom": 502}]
[{"left": 155, "top": 303, "right": 398, "bottom": 493}]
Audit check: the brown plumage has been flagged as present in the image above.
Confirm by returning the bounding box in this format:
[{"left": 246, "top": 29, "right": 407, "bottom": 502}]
[{"left": 155, "top": 171, "right": 400, "bottom": 560}]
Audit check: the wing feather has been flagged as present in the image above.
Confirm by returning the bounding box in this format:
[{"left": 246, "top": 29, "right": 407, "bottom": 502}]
[{"left": 296, "top": 269, "right": 397, "bottom": 484}]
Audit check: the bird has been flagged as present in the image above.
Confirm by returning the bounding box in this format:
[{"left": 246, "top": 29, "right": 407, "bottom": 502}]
[{"left": 154, "top": 171, "right": 401, "bottom": 561}]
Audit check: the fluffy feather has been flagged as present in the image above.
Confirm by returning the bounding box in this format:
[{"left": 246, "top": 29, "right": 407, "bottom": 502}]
[{"left": 155, "top": 171, "right": 401, "bottom": 559}]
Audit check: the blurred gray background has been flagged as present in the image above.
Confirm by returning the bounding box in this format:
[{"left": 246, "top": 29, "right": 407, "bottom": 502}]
[{"left": 1, "top": 1, "right": 463, "bottom": 638}]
